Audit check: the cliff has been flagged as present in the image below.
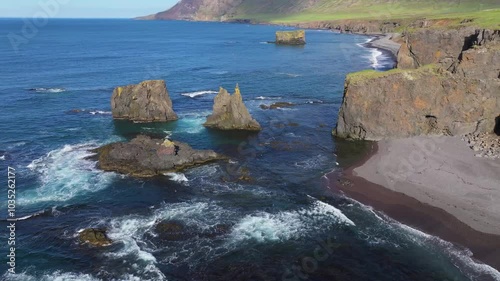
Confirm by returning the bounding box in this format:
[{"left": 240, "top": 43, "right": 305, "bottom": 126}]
[{"left": 334, "top": 28, "right": 500, "bottom": 140}]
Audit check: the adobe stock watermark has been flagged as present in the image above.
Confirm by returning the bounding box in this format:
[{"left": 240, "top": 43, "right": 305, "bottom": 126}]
[
  {"left": 6, "top": 167, "right": 17, "bottom": 274},
  {"left": 281, "top": 234, "right": 341, "bottom": 281},
  {"left": 7, "top": 0, "right": 71, "bottom": 54},
  {"left": 378, "top": 137, "right": 447, "bottom": 189}
]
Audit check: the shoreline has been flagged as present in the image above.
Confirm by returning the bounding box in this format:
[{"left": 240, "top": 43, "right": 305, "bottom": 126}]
[{"left": 327, "top": 137, "right": 500, "bottom": 271}]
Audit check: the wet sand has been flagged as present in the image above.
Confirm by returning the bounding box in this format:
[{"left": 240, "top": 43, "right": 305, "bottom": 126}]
[
  {"left": 366, "top": 33, "right": 401, "bottom": 57},
  {"left": 327, "top": 137, "right": 500, "bottom": 270}
]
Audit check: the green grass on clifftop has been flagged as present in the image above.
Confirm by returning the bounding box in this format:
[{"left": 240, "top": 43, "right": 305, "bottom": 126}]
[
  {"left": 238, "top": 0, "right": 500, "bottom": 29},
  {"left": 346, "top": 64, "right": 441, "bottom": 84}
]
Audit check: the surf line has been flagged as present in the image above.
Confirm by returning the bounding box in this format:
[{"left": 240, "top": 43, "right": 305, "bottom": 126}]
[{"left": 6, "top": 166, "right": 17, "bottom": 274}]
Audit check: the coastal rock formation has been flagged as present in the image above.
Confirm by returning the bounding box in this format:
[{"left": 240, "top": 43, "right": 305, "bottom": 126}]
[
  {"left": 111, "top": 80, "right": 178, "bottom": 122},
  {"left": 397, "top": 27, "right": 483, "bottom": 69},
  {"left": 92, "top": 135, "right": 224, "bottom": 177},
  {"left": 260, "top": 102, "right": 295, "bottom": 110},
  {"left": 275, "top": 30, "right": 306, "bottom": 45},
  {"left": 79, "top": 228, "right": 112, "bottom": 247},
  {"left": 334, "top": 28, "right": 500, "bottom": 140},
  {"left": 204, "top": 85, "right": 261, "bottom": 131}
]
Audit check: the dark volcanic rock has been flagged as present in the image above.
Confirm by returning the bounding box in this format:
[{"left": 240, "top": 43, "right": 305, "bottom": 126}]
[
  {"left": 275, "top": 30, "right": 306, "bottom": 45},
  {"left": 204, "top": 85, "right": 261, "bottom": 131},
  {"left": 334, "top": 28, "right": 500, "bottom": 140},
  {"left": 79, "top": 228, "right": 112, "bottom": 247},
  {"left": 111, "top": 80, "right": 178, "bottom": 122},
  {"left": 92, "top": 135, "right": 225, "bottom": 177},
  {"left": 260, "top": 102, "right": 295, "bottom": 110}
]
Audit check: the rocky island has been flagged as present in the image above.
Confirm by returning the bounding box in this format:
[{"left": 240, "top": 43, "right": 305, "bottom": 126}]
[
  {"left": 204, "top": 85, "right": 261, "bottom": 131},
  {"left": 275, "top": 30, "right": 306, "bottom": 45},
  {"left": 91, "top": 135, "right": 225, "bottom": 177},
  {"left": 111, "top": 80, "right": 178, "bottom": 122}
]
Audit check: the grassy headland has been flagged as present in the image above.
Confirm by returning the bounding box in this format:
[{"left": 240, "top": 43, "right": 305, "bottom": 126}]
[{"left": 235, "top": 0, "right": 500, "bottom": 29}]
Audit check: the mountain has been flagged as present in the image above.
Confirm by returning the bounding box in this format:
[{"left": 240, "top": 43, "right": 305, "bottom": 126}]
[{"left": 140, "top": 0, "right": 500, "bottom": 26}]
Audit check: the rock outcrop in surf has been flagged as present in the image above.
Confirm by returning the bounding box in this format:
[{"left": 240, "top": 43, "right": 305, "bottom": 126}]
[
  {"left": 111, "top": 80, "right": 178, "bottom": 122},
  {"left": 334, "top": 28, "right": 500, "bottom": 140},
  {"left": 204, "top": 85, "right": 261, "bottom": 131},
  {"left": 79, "top": 228, "right": 112, "bottom": 247},
  {"left": 275, "top": 30, "right": 306, "bottom": 45},
  {"left": 91, "top": 135, "right": 225, "bottom": 177}
]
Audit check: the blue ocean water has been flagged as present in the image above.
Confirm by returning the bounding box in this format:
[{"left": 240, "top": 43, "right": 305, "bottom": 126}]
[{"left": 0, "top": 19, "right": 498, "bottom": 281}]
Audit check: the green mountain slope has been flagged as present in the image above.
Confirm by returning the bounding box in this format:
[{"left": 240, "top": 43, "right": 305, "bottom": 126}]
[{"left": 144, "top": 0, "right": 500, "bottom": 28}]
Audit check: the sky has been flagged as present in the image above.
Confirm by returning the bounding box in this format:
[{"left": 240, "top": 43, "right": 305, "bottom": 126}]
[{"left": 0, "top": 0, "right": 179, "bottom": 18}]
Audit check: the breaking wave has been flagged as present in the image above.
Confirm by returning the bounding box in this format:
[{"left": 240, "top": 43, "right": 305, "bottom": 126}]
[
  {"left": 21, "top": 143, "right": 115, "bottom": 206},
  {"left": 181, "top": 90, "right": 218, "bottom": 98},
  {"left": 29, "top": 87, "right": 66, "bottom": 93}
]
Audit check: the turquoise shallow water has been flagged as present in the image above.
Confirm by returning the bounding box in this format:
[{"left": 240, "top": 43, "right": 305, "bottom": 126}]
[{"left": 0, "top": 19, "right": 498, "bottom": 281}]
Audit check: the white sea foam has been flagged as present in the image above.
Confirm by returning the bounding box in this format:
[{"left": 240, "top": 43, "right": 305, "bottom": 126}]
[
  {"left": 105, "top": 217, "right": 166, "bottom": 280},
  {"left": 16, "top": 209, "right": 47, "bottom": 221},
  {"left": 89, "top": 110, "right": 112, "bottom": 115},
  {"left": 277, "top": 72, "right": 301, "bottom": 78},
  {"left": 104, "top": 201, "right": 228, "bottom": 276},
  {"left": 230, "top": 199, "right": 355, "bottom": 243},
  {"left": 3, "top": 271, "right": 160, "bottom": 281},
  {"left": 181, "top": 90, "right": 218, "bottom": 98},
  {"left": 351, "top": 198, "right": 500, "bottom": 280},
  {"left": 397, "top": 223, "right": 500, "bottom": 280},
  {"left": 3, "top": 271, "right": 101, "bottom": 281},
  {"left": 30, "top": 87, "right": 66, "bottom": 93},
  {"left": 164, "top": 172, "right": 189, "bottom": 184},
  {"left": 21, "top": 143, "right": 115, "bottom": 205},
  {"left": 369, "top": 48, "right": 383, "bottom": 69},
  {"left": 0, "top": 155, "right": 5, "bottom": 161},
  {"left": 255, "top": 96, "right": 282, "bottom": 100},
  {"left": 230, "top": 212, "right": 303, "bottom": 242}
]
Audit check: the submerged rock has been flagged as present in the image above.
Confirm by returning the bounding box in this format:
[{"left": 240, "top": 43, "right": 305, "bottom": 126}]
[
  {"left": 260, "top": 102, "right": 295, "bottom": 110},
  {"left": 92, "top": 135, "right": 225, "bottom": 177},
  {"left": 154, "top": 220, "right": 231, "bottom": 241},
  {"left": 79, "top": 228, "right": 112, "bottom": 247},
  {"left": 275, "top": 30, "right": 306, "bottom": 45},
  {"left": 155, "top": 221, "right": 193, "bottom": 241},
  {"left": 111, "top": 80, "right": 178, "bottom": 122},
  {"left": 204, "top": 85, "right": 261, "bottom": 131}
]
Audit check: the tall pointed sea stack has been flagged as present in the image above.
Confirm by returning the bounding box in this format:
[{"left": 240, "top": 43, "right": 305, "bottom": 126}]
[
  {"left": 204, "top": 85, "right": 261, "bottom": 131},
  {"left": 111, "top": 80, "right": 178, "bottom": 122}
]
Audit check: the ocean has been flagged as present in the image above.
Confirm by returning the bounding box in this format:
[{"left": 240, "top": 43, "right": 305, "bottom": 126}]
[{"left": 0, "top": 19, "right": 498, "bottom": 281}]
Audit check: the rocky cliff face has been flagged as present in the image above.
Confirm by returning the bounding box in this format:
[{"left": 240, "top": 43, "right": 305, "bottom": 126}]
[
  {"left": 334, "top": 28, "right": 500, "bottom": 140},
  {"left": 204, "top": 85, "right": 261, "bottom": 131},
  {"left": 111, "top": 80, "right": 178, "bottom": 122}
]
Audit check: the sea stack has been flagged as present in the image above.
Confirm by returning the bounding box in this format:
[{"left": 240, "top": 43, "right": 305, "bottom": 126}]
[
  {"left": 111, "top": 80, "right": 178, "bottom": 122},
  {"left": 275, "top": 30, "right": 306, "bottom": 45},
  {"left": 204, "top": 85, "right": 261, "bottom": 131}
]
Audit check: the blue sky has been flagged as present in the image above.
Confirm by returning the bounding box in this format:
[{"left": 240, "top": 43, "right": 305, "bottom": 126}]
[{"left": 0, "top": 0, "right": 179, "bottom": 18}]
